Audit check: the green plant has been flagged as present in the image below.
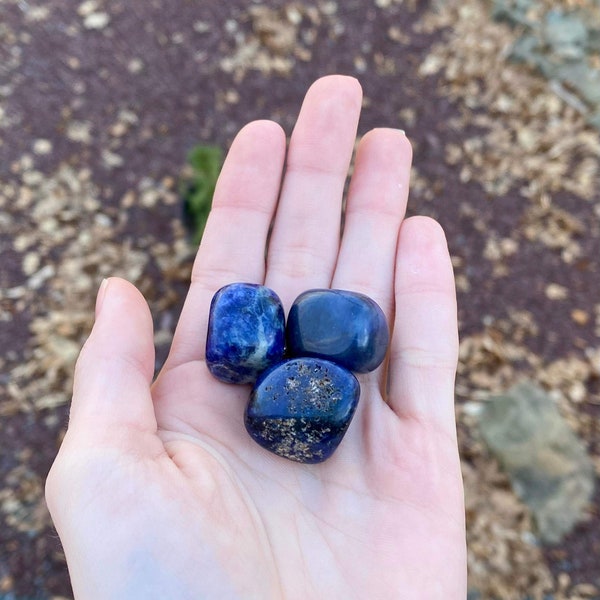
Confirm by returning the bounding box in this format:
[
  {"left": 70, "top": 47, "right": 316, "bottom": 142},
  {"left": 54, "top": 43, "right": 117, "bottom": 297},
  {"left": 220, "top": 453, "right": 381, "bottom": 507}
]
[{"left": 181, "top": 144, "right": 223, "bottom": 244}]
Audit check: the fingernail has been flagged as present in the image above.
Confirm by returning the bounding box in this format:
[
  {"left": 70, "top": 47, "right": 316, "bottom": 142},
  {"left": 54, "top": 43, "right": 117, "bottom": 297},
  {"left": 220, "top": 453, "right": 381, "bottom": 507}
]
[{"left": 95, "top": 278, "right": 109, "bottom": 317}]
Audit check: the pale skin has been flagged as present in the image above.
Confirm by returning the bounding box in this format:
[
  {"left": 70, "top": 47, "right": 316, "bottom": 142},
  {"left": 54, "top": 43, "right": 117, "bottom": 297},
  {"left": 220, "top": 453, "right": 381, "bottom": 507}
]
[{"left": 45, "top": 75, "right": 467, "bottom": 599}]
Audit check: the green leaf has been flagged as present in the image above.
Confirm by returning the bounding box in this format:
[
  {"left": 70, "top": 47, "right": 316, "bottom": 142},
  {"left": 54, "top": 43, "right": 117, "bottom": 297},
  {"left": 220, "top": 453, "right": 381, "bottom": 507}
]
[
  {"left": 187, "top": 145, "right": 223, "bottom": 179},
  {"left": 181, "top": 144, "right": 223, "bottom": 245}
]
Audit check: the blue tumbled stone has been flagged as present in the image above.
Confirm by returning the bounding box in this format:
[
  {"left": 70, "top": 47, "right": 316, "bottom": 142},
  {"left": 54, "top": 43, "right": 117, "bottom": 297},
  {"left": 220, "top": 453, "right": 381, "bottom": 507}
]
[
  {"left": 206, "top": 283, "right": 285, "bottom": 384},
  {"left": 245, "top": 357, "right": 360, "bottom": 464},
  {"left": 286, "top": 289, "right": 389, "bottom": 373}
]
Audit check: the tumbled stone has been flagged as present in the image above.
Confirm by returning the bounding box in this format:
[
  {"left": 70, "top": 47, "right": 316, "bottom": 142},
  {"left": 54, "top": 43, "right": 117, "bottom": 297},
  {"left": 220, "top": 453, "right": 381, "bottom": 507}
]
[
  {"left": 206, "top": 283, "right": 285, "bottom": 384},
  {"left": 245, "top": 357, "right": 360, "bottom": 463},
  {"left": 286, "top": 289, "right": 389, "bottom": 373}
]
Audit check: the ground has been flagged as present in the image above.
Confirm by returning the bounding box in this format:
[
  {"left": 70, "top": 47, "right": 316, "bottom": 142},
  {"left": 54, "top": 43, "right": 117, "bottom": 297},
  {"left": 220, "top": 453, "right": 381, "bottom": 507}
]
[{"left": 0, "top": 0, "right": 599, "bottom": 598}]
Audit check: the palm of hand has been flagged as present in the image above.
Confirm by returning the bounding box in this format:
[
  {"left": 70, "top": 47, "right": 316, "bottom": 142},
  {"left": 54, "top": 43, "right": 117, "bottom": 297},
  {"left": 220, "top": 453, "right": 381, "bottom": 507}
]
[{"left": 46, "top": 77, "right": 466, "bottom": 599}]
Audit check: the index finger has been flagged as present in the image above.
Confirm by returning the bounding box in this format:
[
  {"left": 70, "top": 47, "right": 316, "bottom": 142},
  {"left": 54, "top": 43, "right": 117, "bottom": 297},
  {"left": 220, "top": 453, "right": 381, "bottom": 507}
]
[{"left": 163, "top": 120, "right": 286, "bottom": 370}]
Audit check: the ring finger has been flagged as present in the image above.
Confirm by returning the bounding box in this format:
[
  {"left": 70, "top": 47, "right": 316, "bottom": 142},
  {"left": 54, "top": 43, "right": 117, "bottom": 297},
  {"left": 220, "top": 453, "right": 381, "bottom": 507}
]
[{"left": 331, "top": 128, "right": 412, "bottom": 389}]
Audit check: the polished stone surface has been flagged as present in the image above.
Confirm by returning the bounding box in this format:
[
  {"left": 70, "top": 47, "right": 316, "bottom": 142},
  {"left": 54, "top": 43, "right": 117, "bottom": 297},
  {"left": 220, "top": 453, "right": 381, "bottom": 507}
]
[
  {"left": 286, "top": 289, "right": 389, "bottom": 373},
  {"left": 245, "top": 357, "right": 360, "bottom": 463},
  {"left": 206, "top": 283, "right": 285, "bottom": 384}
]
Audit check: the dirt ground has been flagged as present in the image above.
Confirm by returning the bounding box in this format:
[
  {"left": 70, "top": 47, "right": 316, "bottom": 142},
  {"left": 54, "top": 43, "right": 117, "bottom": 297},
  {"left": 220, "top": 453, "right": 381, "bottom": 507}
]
[{"left": 0, "top": 0, "right": 599, "bottom": 598}]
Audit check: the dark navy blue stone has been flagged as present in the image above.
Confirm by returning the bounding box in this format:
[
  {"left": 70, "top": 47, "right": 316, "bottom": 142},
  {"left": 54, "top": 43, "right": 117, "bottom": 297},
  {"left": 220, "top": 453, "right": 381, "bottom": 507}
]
[
  {"left": 245, "top": 357, "right": 360, "bottom": 464},
  {"left": 206, "top": 283, "right": 285, "bottom": 384},
  {"left": 286, "top": 289, "right": 389, "bottom": 373}
]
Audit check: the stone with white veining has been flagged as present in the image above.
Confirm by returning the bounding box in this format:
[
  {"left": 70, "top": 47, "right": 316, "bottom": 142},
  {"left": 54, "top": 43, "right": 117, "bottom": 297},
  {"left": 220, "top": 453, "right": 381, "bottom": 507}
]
[{"left": 206, "top": 283, "right": 285, "bottom": 384}]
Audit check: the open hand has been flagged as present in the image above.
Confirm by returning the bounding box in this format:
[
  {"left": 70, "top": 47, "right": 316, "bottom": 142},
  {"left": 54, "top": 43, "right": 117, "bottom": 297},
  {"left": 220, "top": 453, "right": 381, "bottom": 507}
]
[{"left": 46, "top": 75, "right": 466, "bottom": 599}]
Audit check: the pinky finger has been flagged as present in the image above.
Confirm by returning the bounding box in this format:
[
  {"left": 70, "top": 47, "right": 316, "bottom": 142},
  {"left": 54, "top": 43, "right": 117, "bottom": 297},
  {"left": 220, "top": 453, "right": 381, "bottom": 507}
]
[{"left": 387, "top": 216, "right": 459, "bottom": 432}]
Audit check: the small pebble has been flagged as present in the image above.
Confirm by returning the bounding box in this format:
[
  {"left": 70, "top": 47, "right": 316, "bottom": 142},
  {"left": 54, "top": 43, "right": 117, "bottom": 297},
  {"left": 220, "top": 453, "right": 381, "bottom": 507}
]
[
  {"left": 33, "top": 139, "right": 52, "bottom": 155},
  {"left": 83, "top": 12, "right": 110, "bottom": 29},
  {"left": 287, "top": 289, "right": 389, "bottom": 373},
  {"left": 245, "top": 357, "right": 360, "bottom": 463},
  {"left": 206, "top": 283, "right": 285, "bottom": 384}
]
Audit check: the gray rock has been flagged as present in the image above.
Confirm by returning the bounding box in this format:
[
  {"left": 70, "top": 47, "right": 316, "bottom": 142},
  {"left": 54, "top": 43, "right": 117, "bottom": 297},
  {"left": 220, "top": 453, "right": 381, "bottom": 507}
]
[
  {"left": 543, "top": 10, "right": 588, "bottom": 60},
  {"left": 556, "top": 61, "right": 600, "bottom": 105},
  {"left": 494, "top": 2, "right": 600, "bottom": 129},
  {"left": 587, "top": 110, "right": 600, "bottom": 129},
  {"left": 479, "top": 381, "right": 596, "bottom": 544}
]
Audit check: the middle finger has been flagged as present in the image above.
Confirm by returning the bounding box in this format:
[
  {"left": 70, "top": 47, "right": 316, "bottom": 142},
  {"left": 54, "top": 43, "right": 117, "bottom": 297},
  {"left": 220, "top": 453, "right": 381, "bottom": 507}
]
[{"left": 265, "top": 75, "right": 363, "bottom": 311}]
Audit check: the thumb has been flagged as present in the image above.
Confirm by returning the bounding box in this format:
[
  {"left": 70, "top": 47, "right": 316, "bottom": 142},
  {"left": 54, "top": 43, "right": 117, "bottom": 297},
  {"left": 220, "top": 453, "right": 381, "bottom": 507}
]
[{"left": 67, "top": 277, "right": 157, "bottom": 437}]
